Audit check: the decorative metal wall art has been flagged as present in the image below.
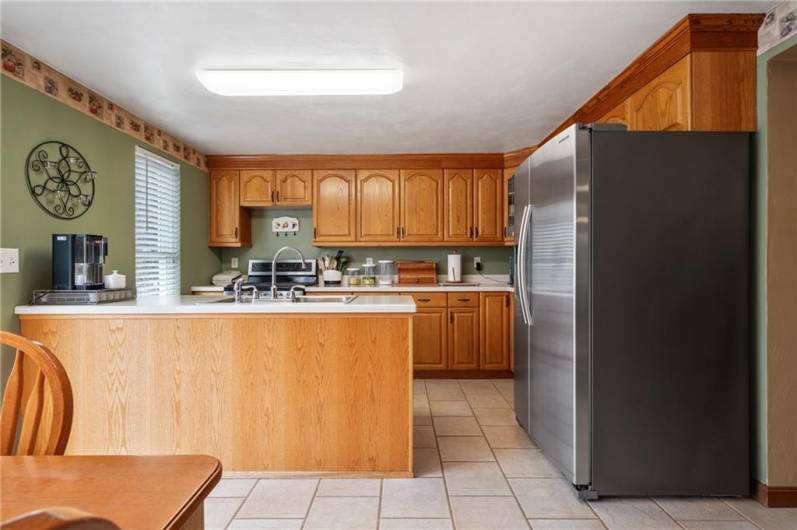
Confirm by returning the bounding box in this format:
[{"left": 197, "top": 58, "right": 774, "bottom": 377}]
[{"left": 25, "top": 141, "right": 96, "bottom": 219}]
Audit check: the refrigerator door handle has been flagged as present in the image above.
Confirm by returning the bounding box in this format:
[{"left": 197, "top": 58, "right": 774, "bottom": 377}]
[
  {"left": 517, "top": 204, "right": 532, "bottom": 325},
  {"left": 528, "top": 205, "right": 534, "bottom": 326}
]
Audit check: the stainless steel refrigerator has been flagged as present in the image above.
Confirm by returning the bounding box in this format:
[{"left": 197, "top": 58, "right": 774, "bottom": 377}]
[{"left": 513, "top": 124, "right": 750, "bottom": 498}]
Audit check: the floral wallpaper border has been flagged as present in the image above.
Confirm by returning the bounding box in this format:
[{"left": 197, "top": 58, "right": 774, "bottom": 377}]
[
  {"left": 1, "top": 39, "right": 207, "bottom": 171},
  {"left": 759, "top": 1, "right": 797, "bottom": 54}
]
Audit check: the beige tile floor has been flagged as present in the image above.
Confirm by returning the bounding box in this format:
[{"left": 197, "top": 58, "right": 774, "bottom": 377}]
[{"left": 206, "top": 379, "right": 797, "bottom": 530}]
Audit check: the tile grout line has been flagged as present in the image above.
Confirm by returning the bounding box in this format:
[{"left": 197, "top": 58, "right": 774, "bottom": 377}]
[
  {"left": 299, "top": 478, "right": 321, "bottom": 530},
  {"left": 720, "top": 499, "right": 766, "bottom": 530},
  {"left": 427, "top": 381, "right": 458, "bottom": 529},
  {"left": 456, "top": 378, "right": 532, "bottom": 530}
]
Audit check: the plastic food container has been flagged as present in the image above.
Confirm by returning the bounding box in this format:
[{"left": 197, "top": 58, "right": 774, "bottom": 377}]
[
  {"left": 343, "top": 267, "right": 361, "bottom": 287},
  {"left": 378, "top": 260, "right": 395, "bottom": 286},
  {"left": 361, "top": 258, "right": 377, "bottom": 286}
]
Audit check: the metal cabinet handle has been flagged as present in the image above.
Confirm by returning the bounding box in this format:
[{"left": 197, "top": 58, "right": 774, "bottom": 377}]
[
  {"left": 449, "top": 312, "right": 453, "bottom": 324},
  {"left": 469, "top": 227, "right": 473, "bottom": 239},
  {"left": 276, "top": 190, "right": 280, "bottom": 202},
  {"left": 396, "top": 227, "right": 400, "bottom": 240},
  {"left": 417, "top": 298, "right": 431, "bottom": 302},
  {"left": 474, "top": 227, "right": 480, "bottom": 239},
  {"left": 313, "top": 227, "right": 317, "bottom": 239},
  {"left": 270, "top": 190, "right": 275, "bottom": 202},
  {"left": 457, "top": 298, "right": 471, "bottom": 303},
  {"left": 234, "top": 226, "right": 239, "bottom": 239}
]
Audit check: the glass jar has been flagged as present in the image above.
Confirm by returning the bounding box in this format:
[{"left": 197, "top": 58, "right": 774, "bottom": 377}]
[
  {"left": 378, "top": 260, "right": 395, "bottom": 286},
  {"left": 361, "top": 258, "right": 377, "bottom": 286},
  {"left": 343, "top": 267, "right": 361, "bottom": 287}
]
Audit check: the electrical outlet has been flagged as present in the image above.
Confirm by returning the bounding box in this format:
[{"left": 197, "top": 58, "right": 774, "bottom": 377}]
[
  {"left": 230, "top": 257, "right": 239, "bottom": 269},
  {"left": 0, "top": 248, "right": 19, "bottom": 273},
  {"left": 473, "top": 256, "right": 482, "bottom": 271}
]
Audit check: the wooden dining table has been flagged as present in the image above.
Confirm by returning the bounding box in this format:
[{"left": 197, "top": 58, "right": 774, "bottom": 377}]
[{"left": 1, "top": 455, "right": 222, "bottom": 529}]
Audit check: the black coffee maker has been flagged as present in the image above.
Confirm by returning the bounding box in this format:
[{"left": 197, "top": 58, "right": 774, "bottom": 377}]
[{"left": 52, "top": 234, "right": 107, "bottom": 290}]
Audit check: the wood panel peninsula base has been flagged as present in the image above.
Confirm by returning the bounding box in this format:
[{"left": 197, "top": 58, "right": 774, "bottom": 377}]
[{"left": 18, "top": 300, "right": 414, "bottom": 477}]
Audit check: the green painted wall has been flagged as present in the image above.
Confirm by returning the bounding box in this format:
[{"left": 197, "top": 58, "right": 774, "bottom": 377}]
[
  {"left": 221, "top": 209, "right": 513, "bottom": 278},
  {"left": 752, "top": 33, "right": 797, "bottom": 484},
  {"left": 0, "top": 76, "right": 221, "bottom": 343}
]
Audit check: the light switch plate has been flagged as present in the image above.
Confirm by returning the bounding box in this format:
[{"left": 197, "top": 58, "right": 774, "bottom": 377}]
[
  {"left": 0, "top": 248, "right": 19, "bottom": 273},
  {"left": 230, "top": 257, "right": 239, "bottom": 269}
]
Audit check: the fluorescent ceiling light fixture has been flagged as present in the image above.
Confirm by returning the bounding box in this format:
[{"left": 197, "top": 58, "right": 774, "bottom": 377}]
[{"left": 196, "top": 69, "right": 403, "bottom": 96}]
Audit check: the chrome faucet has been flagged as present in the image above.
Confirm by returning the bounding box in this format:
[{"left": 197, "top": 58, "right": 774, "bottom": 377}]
[{"left": 271, "top": 246, "right": 307, "bottom": 299}]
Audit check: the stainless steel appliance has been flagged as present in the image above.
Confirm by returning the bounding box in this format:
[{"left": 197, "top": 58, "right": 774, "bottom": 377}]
[
  {"left": 52, "top": 234, "right": 107, "bottom": 290},
  {"left": 224, "top": 258, "right": 317, "bottom": 295},
  {"left": 513, "top": 124, "right": 750, "bottom": 498}
]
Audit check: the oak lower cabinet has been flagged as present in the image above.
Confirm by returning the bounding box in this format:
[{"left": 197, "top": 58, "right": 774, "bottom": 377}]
[
  {"left": 357, "top": 169, "right": 400, "bottom": 242},
  {"left": 209, "top": 170, "right": 251, "bottom": 247},
  {"left": 412, "top": 308, "right": 448, "bottom": 370},
  {"left": 480, "top": 292, "right": 511, "bottom": 370},
  {"left": 400, "top": 169, "right": 444, "bottom": 242},
  {"left": 240, "top": 170, "right": 275, "bottom": 207},
  {"left": 448, "top": 308, "right": 480, "bottom": 370},
  {"left": 276, "top": 170, "right": 312, "bottom": 206},
  {"left": 312, "top": 170, "right": 356, "bottom": 242}
]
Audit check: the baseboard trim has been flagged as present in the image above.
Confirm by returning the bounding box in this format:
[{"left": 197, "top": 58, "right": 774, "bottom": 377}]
[
  {"left": 414, "top": 369, "right": 513, "bottom": 379},
  {"left": 753, "top": 481, "right": 797, "bottom": 507}
]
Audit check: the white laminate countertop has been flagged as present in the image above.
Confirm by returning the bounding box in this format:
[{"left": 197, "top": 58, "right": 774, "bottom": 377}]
[{"left": 15, "top": 295, "right": 416, "bottom": 315}]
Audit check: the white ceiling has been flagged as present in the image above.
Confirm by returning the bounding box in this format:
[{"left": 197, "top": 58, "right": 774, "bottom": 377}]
[{"left": 1, "top": 1, "right": 772, "bottom": 155}]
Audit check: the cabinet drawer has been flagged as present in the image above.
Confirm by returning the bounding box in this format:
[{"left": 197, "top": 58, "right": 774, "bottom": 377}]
[
  {"left": 405, "top": 292, "right": 447, "bottom": 308},
  {"left": 447, "top": 292, "right": 479, "bottom": 308}
]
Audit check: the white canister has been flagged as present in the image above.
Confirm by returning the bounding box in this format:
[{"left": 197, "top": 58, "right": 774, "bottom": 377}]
[
  {"left": 322, "top": 270, "right": 342, "bottom": 284},
  {"left": 104, "top": 270, "right": 126, "bottom": 289}
]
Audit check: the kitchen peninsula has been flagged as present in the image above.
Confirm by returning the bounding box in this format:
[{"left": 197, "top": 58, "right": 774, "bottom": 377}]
[{"left": 15, "top": 295, "right": 415, "bottom": 476}]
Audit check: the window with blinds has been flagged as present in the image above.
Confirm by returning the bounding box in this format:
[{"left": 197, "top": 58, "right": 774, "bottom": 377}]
[{"left": 135, "top": 146, "right": 181, "bottom": 296}]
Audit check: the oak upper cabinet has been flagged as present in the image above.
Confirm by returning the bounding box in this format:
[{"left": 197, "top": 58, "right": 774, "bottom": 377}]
[
  {"left": 400, "top": 169, "right": 444, "bottom": 242},
  {"left": 480, "top": 292, "right": 510, "bottom": 370},
  {"left": 503, "top": 167, "right": 516, "bottom": 242},
  {"left": 357, "top": 169, "right": 400, "bottom": 242},
  {"left": 444, "top": 169, "right": 474, "bottom": 242},
  {"left": 412, "top": 308, "right": 448, "bottom": 370},
  {"left": 312, "top": 170, "right": 356, "bottom": 242},
  {"left": 239, "top": 170, "right": 275, "bottom": 207},
  {"left": 474, "top": 169, "right": 503, "bottom": 242},
  {"left": 276, "top": 170, "right": 312, "bottom": 206},
  {"left": 599, "top": 100, "right": 629, "bottom": 126},
  {"left": 628, "top": 56, "right": 691, "bottom": 131},
  {"left": 448, "top": 307, "right": 479, "bottom": 370},
  {"left": 209, "top": 170, "right": 251, "bottom": 247}
]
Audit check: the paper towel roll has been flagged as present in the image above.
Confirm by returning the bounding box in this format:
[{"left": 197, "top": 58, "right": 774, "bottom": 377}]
[{"left": 447, "top": 253, "right": 462, "bottom": 282}]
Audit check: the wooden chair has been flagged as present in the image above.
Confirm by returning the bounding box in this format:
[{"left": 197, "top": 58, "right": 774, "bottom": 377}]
[
  {"left": 0, "top": 331, "right": 73, "bottom": 455},
  {"left": 1, "top": 507, "right": 119, "bottom": 530}
]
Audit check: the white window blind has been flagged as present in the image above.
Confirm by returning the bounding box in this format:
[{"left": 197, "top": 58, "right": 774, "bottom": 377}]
[{"left": 135, "top": 146, "right": 181, "bottom": 296}]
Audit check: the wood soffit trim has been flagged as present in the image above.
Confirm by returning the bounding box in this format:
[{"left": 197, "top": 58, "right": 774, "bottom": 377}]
[
  {"left": 207, "top": 153, "right": 506, "bottom": 170},
  {"left": 208, "top": 14, "right": 763, "bottom": 171}
]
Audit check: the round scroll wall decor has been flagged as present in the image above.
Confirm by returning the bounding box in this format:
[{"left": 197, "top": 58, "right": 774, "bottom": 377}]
[{"left": 25, "top": 141, "right": 97, "bottom": 219}]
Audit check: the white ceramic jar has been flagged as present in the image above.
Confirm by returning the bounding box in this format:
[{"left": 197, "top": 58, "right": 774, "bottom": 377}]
[{"left": 104, "top": 270, "right": 126, "bottom": 289}]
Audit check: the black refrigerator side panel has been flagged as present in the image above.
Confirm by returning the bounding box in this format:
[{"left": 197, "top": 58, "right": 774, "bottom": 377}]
[{"left": 590, "top": 131, "right": 750, "bottom": 496}]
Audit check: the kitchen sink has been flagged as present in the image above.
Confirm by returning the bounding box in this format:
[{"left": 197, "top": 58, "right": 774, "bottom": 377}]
[{"left": 294, "top": 296, "right": 357, "bottom": 304}]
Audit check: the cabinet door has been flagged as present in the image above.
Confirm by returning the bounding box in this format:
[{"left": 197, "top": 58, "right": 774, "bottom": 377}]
[
  {"left": 628, "top": 56, "right": 691, "bottom": 131},
  {"left": 357, "top": 169, "right": 400, "bottom": 242},
  {"left": 400, "top": 169, "right": 444, "bottom": 242},
  {"left": 209, "top": 170, "right": 250, "bottom": 246},
  {"left": 448, "top": 308, "right": 479, "bottom": 370},
  {"left": 239, "top": 170, "right": 275, "bottom": 207},
  {"left": 276, "top": 170, "right": 312, "bottom": 206},
  {"left": 312, "top": 170, "right": 356, "bottom": 242},
  {"left": 444, "top": 169, "right": 473, "bottom": 241},
  {"left": 480, "top": 292, "right": 510, "bottom": 370},
  {"left": 598, "top": 100, "right": 629, "bottom": 126},
  {"left": 474, "top": 169, "right": 503, "bottom": 242},
  {"left": 413, "top": 308, "right": 448, "bottom": 370},
  {"left": 503, "top": 167, "right": 516, "bottom": 242}
]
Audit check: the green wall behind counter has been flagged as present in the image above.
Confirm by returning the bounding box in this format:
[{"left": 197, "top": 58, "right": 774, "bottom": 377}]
[
  {"left": 0, "top": 76, "right": 222, "bottom": 342},
  {"left": 221, "top": 209, "right": 514, "bottom": 277}
]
